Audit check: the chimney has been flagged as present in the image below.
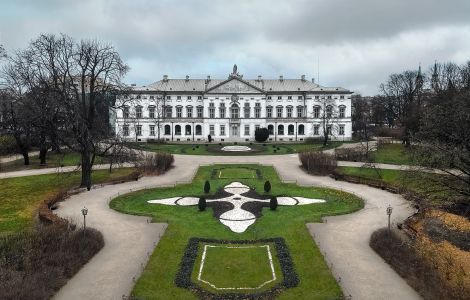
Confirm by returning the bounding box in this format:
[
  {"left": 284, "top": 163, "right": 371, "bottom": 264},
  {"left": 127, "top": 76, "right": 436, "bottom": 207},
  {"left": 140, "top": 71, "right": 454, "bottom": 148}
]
[
  {"left": 163, "top": 75, "right": 168, "bottom": 82},
  {"left": 279, "top": 75, "right": 284, "bottom": 82},
  {"left": 185, "top": 75, "right": 190, "bottom": 81},
  {"left": 205, "top": 75, "right": 211, "bottom": 84},
  {"left": 301, "top": 75, "right": 306, "bottom": 81},
  {"left": 258, "top": 75, "right": 262, "bottom": 81},
  {"left": 312, "top": 77, "right": 315, "bottom": 84}
]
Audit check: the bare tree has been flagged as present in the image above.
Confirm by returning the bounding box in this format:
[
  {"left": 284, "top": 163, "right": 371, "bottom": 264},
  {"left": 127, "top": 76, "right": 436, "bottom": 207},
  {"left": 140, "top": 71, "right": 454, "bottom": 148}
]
[
  {"left": 148, "top": 94, "right": 165, "bottom": 140},
  {"left": 313, "top": 97, "right": 339, "bottom": 146}
]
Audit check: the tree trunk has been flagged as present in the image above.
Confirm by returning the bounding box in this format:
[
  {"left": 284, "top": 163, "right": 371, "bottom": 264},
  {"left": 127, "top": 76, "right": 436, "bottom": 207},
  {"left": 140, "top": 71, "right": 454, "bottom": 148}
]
[
  {"left": 323, "top": 134, "right": 328, "bottom": 147},
  {"left": 80, "top": 150, "right": 92, "bottom": 190},
  {"left": 39, "top": 147, "right": 47, "bottom": 165},
  {"left": 21, "top": 150, "right": 30, "bottom": 166}
]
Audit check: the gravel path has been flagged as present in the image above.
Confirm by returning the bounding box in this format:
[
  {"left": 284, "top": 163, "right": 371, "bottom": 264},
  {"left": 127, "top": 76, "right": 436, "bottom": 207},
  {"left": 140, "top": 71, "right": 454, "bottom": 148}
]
[{"left": 5, "top": 153, "right": 420, "bottom": 299}]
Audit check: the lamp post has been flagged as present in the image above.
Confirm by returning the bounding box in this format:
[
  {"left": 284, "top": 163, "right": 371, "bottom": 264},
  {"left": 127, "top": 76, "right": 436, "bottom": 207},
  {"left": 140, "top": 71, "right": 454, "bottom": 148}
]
[
  {"left": 81, "top": 206, "right": 88, "bottom": 231},
  {"left": 386, "top": 204, "right": 393, "bottom": 232}
]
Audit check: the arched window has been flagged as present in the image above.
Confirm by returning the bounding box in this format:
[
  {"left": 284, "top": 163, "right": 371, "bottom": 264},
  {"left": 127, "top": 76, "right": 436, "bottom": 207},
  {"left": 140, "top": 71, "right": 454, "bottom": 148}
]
[
  {"left": 231, "top": 104, "right": 239, "bottom": 119},
  {"left": 288, "top": 124, "right": 294, "bottom": 135},
  {"left": 164, "top": 124, "right": 171, "bottom": 135},
  {"left": 195, "top": 125, "right": 202, "bottom": 135},
  {"left": 313, "top": 106, "right": 321, "bottom": 118},
  {"left": 185, "top": 125, "right": 191, "bottom": 135},
  {"left": 298, "top": 124, "right": 305, "bottom": 135},
  {"left": 267, "top": 124, "right": 274, "bottom": 135},
  {"left": 175, "top": 125, "right": 181, "bottom": 135},
  {"left": 278, "top": 124, "right": 284, "bottom": 135},
  {"left": 339, "top": 105, "right": 346, "bottom": 118}
]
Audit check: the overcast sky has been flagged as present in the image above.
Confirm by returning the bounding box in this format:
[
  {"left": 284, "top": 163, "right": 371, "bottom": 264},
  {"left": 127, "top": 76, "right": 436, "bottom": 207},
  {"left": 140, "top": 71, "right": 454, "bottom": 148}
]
[{"left": 1, "top": 0, "right": 470, "bottom": 95}]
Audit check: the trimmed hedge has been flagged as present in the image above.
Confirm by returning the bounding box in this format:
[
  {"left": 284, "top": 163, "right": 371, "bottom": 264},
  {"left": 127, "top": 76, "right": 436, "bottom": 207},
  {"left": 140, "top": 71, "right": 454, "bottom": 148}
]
[
  {"left": 299, "top": 151, "right": 337, "bottom": 175},
  {"left": 175, "top": 237, "right": 299, "bottom": 299}
]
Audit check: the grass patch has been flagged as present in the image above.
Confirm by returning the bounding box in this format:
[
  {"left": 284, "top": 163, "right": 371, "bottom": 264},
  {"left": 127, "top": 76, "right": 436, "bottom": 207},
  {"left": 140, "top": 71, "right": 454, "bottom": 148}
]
[
  {"left": 129, "top": 142, "right": 343, "bottom": 156},
  {"left": 0, "top": 168, "right": 136, "bottom": 235},
  {"left": 218, "top": 167, "right": 257, "bottom": 179},
  {"left": 0, "top": 151, "right": 106, "bottom": 172},
  {"left": 371, "top": 144, "right": 412, "bottom": 165},
  {"left": 110, "top": 164, "right": 363, "bottom": 299}
]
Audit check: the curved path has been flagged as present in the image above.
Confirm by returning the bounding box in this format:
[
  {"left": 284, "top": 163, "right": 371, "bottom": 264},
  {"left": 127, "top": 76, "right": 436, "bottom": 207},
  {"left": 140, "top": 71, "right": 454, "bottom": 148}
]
[{"left": 45, "top": 154, "right": 418, "bottom": 299}]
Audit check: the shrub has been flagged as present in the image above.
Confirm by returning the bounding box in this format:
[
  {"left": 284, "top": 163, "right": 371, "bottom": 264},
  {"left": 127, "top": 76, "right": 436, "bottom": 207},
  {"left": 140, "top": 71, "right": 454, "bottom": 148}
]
[
  {"left": 270, "top": 196, "right": 278, "bottom": 211},
  {"left": 137, "top": 152, "right": 174, "bottom": 175},
  {"left": 304, "top": 137, "right": 324, "bottom": 144},
  {"left": 299, "top": 151, "right": 337, "bottom": 175},
  {"left": 0, "top": 135, "right": 18, "bottom": 155},
  {"left": 204, "top": 180, "right": 210, "bottom": 194},
  {"left": 198, "top": 197, "right": 206, "bottom": 211},
  {"left": 264, "top": 181, "right": 271, "bottom": 193},
  {"left": 334, "top": 147, "right": 368, "bottom": 162},
  {"left": 255, "top": 127, "right": 269, "bottom": 142},
  {"left": 0, "top": 223, "right": 104, "bottom": 300}
]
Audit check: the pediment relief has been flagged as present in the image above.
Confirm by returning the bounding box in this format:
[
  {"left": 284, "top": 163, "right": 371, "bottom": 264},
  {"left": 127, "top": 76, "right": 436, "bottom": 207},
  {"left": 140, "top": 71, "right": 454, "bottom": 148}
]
[{"left": 207, "top": 79, "right": 263, "bottom": 94}]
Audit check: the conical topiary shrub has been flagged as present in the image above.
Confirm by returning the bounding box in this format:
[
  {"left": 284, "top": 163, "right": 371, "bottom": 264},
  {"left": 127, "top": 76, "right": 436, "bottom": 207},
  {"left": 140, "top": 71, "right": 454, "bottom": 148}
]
[
  {"left": 204, "top": 180, "right": 211, "bottom": 194},
  {"left": 198, "top": 197, "right": 206, "bottom": 211},
  {"left": 264, "top": 180, "right": 271, "bottom": 193},
  {"left": 270, "top": 196, "right": 278, "bottom": 211}
]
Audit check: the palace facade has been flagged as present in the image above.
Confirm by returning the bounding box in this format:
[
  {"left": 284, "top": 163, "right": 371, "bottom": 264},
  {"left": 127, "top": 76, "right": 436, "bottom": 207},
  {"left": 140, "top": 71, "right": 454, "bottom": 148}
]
[{"left": 113, "top": 66, "right": 353, "bottom": 142}]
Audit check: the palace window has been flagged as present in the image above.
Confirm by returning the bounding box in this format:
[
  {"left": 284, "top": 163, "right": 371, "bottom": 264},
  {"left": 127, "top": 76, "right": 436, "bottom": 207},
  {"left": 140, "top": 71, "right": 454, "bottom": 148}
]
[
  {"left": 244, "top": 103, "right": 250, "bottom": 118},
  {"left": 176, "top": 106, "right": 182, "bottom": 118},
  {"left": 287, "top": 106, "right": 293, "bottom": 118},
  {"left": 297, "top": 106, "right": 303, "bottom": 118},
  {"left": 135, "top": 106, "right": 143, "bottom": 118},
  {"left": 255, "top": 103, "right": 261, "bottom": 118},
  {"left": 313, "top": 106, "right": 320, "bottom": 118},
  {"left": 197, "top": 96, "right": 202, "bottom": 100},
  {"left": 123, "top": 125, "right": 129, "bottom": 136},
  {"left": 166, "top": 95, "right": 171, "bottom": 100},
  {"left": 327, "top": 95, "right": 332, "bottom": 99},
  {"left": 196, "top": 125, "right": 202, "bottom": 135},
  {"left": 244, "top": 125, "right": 250, "bottom": 136},
  {"left": 219, "top": 103, "right": 226, "bottom": 118},
  {"left": 327, "top": 125, "right": 332, "bottom": 135},
  {"left": 277, "top": 96, "right": 282, "bottom": 100},
  {"left": 175, "top": 125, "right": 181, "bottom": 135},
  {"left": 177, "top": 96, "right": 181, "bottom": 100},
  {"left": 268, "top": 124, "right": 274, "bottom": 135},
  {"left": 288, "top": 96, "right": 292, "bottom": 100},
  {"left": 136, "top": 95, "right": 141, "bottom": 99},
  {"left": 326, "top": 105, "right": 333, "bottom": 118},
  {"left": 136, "top": 125, "right": 142, "bottom": 136},
  {"left": 187, "top": 96, "right": 192, "bottom": 100},
  {"left": 149, "top": 106, "right": 155, "bottom": 118},
  {"left": 185, "top": 125, "right": 191, "bottom": 135},
  {"left": 278, "top": 124, "right": 284, "bottom": 135},
  {"left": 339, "top": 125, "right": 345, "bottom": 135},
  {"left": 150, "top": 95, "right": 155, "bottom": 100},
  {"left": 165, "top": 106, "right": 172, "bottom": 118},
  {"left": 123, "top": 106, "right": 129, "bottom": 118},
  {"left": 298, "top": 124, "right": 305, "bottom": 135},
  {"left": 276, "top": 106, "right": 283, "bottom": 118},
  {"left": 314, "top": 125, "right": 319, "bottom": 135},
  {"left": 266, "top": 106, "right": 273, "bottom": 118},
  {"left": 164, "top": 125, "right": 171, "bottom": 135},
  {"left": 255, "top": 125, "right": 260, "bottom": 130},
  {"left": 340, "top": 95, "right": 344, "bottom": 99},
  {"left": 220, "top": 125, "right": 225, "bottom": 136},
  {"left": 231, "top": 104, "right": 239, "bottom": 119},
  {"left": 197, "top": 106, "right": 203, "bottom": 118},
  {"left": 149, "top": 125, "right": 155, "bottom": 136},
  {"left": 267, "top": 96, "right": 272, "bottom": 100},
  {"left": 298, "top": 96, "right": 303, "bottom": 100},
  {"left": 209, "top": 103, "right": 215, "bottom": 118},
  {"left": 187, "top": 106, "right": 193, "bottom": 118},
  {"left": 339, "top": 105, "right": 346, "bottom": 118},
  {"left": 288, "top": 124, "right": 294, "bottom": 135},
  {"left": 209, "top": 125, "right": 215, "bottom": 136},
  {"left": 315, "top": 96, "right": 319, "bottom": 99}
]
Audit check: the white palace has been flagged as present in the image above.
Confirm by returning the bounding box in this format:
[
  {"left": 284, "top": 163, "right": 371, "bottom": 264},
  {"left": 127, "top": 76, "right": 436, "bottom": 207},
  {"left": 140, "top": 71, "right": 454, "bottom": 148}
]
[{"left": 114, "top": 65, "right": 353, "bottom": 142}]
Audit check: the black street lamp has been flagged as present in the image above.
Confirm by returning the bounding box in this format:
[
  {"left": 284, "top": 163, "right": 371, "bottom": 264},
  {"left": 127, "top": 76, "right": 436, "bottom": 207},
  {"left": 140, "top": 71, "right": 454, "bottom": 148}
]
[{"left": 81, "top": 206, "right": 88, "bottom": 231}]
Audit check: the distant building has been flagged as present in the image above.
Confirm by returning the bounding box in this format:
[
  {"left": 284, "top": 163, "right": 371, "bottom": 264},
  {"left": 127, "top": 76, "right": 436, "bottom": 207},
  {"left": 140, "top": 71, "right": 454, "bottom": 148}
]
[{"left": 114, "top": 65, "right": 353, "bottom": 142}]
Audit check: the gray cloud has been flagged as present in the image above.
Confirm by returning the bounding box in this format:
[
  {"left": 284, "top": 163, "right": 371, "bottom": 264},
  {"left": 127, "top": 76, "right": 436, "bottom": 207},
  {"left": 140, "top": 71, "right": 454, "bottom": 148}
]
[{"left": 0, "top": 0, "right": 469, "bottom": 94}]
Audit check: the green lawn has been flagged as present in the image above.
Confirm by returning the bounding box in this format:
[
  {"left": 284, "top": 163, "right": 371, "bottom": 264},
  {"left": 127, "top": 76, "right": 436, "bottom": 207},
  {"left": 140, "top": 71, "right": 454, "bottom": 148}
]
[
  {"left": 129, "top": 142, "right": 343, "bottom": 156},
  {"left": 336, "top": 166, "right": 461, "bottom": 205},
  {"left": 110, "top": 164, "right": 364, "bottom": 299},
  {"left": 0, "top": 151, "right": 106, "bottom": 172},
  {"left": 218, "top": 167, "right": 257, "bottom": 179},
  {"left": 0, "top": 168, "right": 136, "bottom": 234},
  {"left": 370, "top": 143, "right": 412, "bottom": 165},
  {"left": 193, "top": 242, "right": 282, "bottom": 292}
]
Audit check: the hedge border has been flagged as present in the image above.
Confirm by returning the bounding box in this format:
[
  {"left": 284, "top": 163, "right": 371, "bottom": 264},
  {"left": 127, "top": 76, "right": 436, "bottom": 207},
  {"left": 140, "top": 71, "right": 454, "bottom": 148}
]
[{"left": 175, "top": 237, "right": 299, "bottom": 299}]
